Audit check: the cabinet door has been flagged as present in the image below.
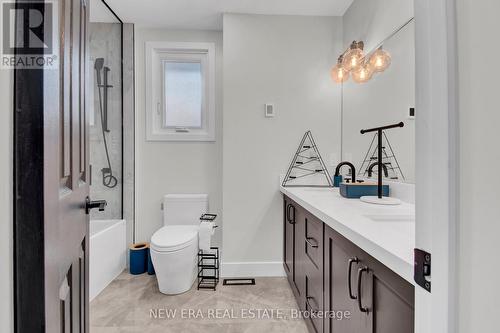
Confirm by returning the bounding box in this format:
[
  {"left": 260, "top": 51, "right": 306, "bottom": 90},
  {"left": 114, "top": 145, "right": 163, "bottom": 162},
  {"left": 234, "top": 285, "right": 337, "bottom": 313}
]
[
  {"left": 302, "top": 213, "right": 324, "bottom": 333},
  {"left": 283, "top": 197, "right": 294, "bottom": 279},
  {"left": 293, "top": 204, "right": 306, "bottom": 303},
  {"left": 325, "top": 227, "right": 362, "bottom": 333},
  {"left": 283, "top": 197, "right": 296, "bottom": 293},
  {"left": 360, "top": 253, "right": 414, "bottom": 333}
]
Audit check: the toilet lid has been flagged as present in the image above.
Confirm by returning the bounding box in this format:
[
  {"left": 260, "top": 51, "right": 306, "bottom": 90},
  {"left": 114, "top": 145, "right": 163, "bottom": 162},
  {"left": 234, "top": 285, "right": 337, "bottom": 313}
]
[{"left": 151, "top": 225, "right": 198, "bottom": 252}]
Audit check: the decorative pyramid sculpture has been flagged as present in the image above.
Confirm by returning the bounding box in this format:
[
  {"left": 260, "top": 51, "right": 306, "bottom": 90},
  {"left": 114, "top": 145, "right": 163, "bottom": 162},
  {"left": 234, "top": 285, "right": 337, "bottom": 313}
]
[
  {"left": 282, "top": 131, "right": 333, "bottom": 187},
  {"left": 358, "top": 131, "right": 405, "bottom": 181}
]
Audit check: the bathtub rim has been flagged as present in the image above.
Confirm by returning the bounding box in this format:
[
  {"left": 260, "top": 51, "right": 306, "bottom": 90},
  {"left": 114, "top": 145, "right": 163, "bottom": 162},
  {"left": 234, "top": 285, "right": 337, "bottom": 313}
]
[{"left": 90, "top": 219, "right": 126, "bottom": 238}]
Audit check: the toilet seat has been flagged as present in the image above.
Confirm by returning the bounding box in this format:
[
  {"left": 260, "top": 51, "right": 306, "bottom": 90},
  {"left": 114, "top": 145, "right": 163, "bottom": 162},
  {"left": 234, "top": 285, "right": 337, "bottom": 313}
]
[{"left": 151, "top": 225, "right": 198, "bottom": 252}]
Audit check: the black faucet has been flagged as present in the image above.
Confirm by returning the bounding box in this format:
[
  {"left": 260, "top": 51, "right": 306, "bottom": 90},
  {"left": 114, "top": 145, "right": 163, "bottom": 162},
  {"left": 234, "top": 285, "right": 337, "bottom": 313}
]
[
  {"left": 334, "top": 162, "right": 356, "bottom": 183},
  {"left": 367, "top": 162, "right": 388, "bottom": 178},
  {"left": 85, "top": 197, "right": 107, "bottom": 215}
]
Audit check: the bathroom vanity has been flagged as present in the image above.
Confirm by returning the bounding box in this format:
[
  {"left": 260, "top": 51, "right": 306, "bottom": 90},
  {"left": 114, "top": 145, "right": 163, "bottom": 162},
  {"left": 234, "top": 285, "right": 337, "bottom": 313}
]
[{"left": 281, "top": 187, "right": 415, "bottom": 333}]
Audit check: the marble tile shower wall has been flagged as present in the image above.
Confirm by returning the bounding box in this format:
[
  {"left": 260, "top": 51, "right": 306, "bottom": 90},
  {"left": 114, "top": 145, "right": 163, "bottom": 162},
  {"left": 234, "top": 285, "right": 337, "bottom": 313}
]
[{"left": 89, "top": 23, "right": 123, "bottom": 220}]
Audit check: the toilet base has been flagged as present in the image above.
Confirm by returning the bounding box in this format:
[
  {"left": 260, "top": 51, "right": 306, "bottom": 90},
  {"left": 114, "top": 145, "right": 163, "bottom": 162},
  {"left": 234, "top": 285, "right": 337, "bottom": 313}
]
[{"left": 150, "top": 240, "right": 199, "bottom": 295}]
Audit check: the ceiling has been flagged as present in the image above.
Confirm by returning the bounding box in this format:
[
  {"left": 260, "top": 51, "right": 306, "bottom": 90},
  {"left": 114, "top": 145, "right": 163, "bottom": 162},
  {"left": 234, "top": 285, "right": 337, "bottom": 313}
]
[{"left": 99, "top": 0, "right": 354, "bottom": 30}]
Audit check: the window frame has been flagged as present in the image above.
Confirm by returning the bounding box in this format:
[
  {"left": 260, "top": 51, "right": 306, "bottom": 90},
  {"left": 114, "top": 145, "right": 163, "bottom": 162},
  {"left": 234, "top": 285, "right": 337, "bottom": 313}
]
[{"left": 145, "top": 41, "right": 216, "bottom": 141}]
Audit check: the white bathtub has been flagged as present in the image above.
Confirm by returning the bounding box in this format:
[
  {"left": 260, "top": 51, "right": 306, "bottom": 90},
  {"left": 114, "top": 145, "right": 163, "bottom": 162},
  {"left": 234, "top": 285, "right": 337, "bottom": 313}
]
[{"left": 90, "top": 219, "right": 126, "bottom": 301}]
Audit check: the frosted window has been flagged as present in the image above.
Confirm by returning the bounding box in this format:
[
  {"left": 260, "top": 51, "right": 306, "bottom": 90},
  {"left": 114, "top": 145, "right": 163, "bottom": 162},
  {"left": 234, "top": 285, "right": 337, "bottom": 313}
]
[{"left": 164, "top": 62, "right": 202, "bottom": 128}]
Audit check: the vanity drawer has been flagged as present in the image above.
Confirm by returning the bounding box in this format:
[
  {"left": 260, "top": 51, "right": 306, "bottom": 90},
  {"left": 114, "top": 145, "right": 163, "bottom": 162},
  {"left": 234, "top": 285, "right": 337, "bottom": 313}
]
[
  {"left": 304, "top": 269, "right": 323, "bottom": 333},
  {"left": 304, "top": 214, "right": 323, "bottom": 270}
]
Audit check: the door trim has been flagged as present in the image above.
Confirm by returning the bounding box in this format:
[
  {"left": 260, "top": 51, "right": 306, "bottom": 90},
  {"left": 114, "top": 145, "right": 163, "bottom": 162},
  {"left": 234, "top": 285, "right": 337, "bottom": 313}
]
[{"left": 414, "top": 1, "right": 459, "bottom": 332}]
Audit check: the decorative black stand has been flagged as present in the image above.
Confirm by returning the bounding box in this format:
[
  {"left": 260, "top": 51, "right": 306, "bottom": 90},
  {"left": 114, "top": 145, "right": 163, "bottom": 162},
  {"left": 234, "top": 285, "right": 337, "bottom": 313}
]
[
  {"left": 282, "top": 130, "right": 333, "bottom": 187},
  {"left": 360, "top": 122, "right": 404, "bottom": 198},
  {"left": 197, "top": 247, "right": 219, "bottom": 290}
]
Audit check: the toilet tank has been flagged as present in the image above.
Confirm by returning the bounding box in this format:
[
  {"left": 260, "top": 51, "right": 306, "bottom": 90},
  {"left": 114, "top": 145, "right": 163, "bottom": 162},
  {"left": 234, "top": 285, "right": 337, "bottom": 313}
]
[{"left": 163, "top": 194, "right": 208, "bottom": 226}]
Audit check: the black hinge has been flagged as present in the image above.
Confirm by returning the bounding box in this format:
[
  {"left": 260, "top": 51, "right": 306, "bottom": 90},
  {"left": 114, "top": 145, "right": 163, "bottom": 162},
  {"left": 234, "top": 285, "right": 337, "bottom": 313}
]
[{"left": 414, "top": 248, "right": 431, "bottom": 292}]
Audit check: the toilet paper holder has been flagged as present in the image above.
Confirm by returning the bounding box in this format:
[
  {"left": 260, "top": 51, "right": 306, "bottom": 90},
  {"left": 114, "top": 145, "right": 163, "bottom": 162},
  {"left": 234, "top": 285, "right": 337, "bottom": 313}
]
[
  {"left": 200, "top": 214, "right": 218, "bottom": 229},
  {"left": 198, "top": 214, "right": 219, "bottom": 290}
]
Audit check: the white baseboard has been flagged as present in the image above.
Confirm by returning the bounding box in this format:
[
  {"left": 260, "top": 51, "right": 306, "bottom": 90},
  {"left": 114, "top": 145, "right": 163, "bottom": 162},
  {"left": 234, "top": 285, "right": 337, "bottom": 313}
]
[{"left": 221, "top": 261, "right": 285, "bottom": 278}]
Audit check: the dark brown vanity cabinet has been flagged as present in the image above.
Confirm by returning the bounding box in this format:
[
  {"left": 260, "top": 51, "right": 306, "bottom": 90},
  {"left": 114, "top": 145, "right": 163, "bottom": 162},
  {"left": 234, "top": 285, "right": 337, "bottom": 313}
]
[
  {"left": 283, "top": 196, "right": 323, "bottom": 332},
  {"left": 283, "top": 195, "right": 414, "bottom": 333},
  {"left": 303, "top": 213, "right": 324, "bottom": 333},
  {"left": 283, "top": 197, "right": 307, "bottom": 301},
  {"left": 283, "top": 197, "right": 295, "bottom": 282},
  {"left": 325, "top": 226, "right": 414, "bottom": 333}
]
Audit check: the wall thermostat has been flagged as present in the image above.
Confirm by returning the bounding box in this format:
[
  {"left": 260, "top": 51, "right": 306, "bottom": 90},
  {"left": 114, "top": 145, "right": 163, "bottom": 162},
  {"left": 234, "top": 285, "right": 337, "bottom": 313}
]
[{"left": 265, "top": 104, "right": 275, "bottom": 118}]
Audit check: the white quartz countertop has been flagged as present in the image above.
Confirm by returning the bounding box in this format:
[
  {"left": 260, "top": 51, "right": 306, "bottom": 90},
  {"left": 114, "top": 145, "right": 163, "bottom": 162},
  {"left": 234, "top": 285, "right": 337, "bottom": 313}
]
[{"left": 280, "top": 186, "right": 415, "bottom": 284}]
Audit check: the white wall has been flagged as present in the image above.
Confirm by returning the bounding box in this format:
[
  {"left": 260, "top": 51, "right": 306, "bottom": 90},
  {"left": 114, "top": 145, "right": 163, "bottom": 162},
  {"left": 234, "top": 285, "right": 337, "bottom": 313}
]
[
  {"left": 0, "top": 68, "right": 13, "bottom": 331},
  {"left": 456, "top": 0, "right": 500, "bottom": 331},
  {"left": 343, "top": 0, "right": 413, "bottom": 51},
  {"left": 134, "top": 28, "right": 223, "bottom": 245},
  {"left": 222, "top": 14, "right": 343, "bottom": 275}
]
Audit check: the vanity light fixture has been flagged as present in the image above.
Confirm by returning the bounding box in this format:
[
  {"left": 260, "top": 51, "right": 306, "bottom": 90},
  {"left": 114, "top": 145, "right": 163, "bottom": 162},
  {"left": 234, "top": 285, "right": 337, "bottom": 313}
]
[{"left": 331, "top": 41, "right": 391, "bottom": 84}]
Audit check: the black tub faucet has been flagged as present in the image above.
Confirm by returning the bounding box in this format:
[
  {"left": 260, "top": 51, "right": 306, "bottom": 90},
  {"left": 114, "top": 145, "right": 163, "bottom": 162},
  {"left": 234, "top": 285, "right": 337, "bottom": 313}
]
[
  {"left": 335, "top": 162, "right": 356, "bottom": 183},
  {"left": 367, "top": 162, "right": 388, "bottom": 178}
]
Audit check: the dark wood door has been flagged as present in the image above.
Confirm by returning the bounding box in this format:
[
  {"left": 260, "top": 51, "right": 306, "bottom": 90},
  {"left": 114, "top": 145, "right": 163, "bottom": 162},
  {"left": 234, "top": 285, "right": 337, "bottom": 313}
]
[
  {"left": 48, "top": 0, "right": 90, "bottom": 331},
  {"left": 46, "top": 0, "right": 90, "bottom": 331},
  {"left": 14, "top": 0, "right": 90, "bottom": 332}
]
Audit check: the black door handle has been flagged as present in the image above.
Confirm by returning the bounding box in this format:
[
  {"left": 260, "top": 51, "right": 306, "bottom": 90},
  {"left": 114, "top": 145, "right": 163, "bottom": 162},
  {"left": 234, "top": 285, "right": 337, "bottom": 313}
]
[
  {"left": 348, "top": 257, "right": 359, "bottom": 300},
  {"left": 357, "top": 266, "right": 369, "bottom": 313},
  {"left": 287, "top": 204, "right": 295, "bottom": 224},
  {"left": 85, "top": 196, "right": 107, "bottom": 215}
]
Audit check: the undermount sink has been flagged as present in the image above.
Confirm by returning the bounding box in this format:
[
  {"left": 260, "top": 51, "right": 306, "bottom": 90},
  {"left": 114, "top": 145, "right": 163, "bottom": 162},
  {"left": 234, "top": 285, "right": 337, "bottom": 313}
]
[{"left": 364, "top": 214, "right": 415, "bottom": 223}]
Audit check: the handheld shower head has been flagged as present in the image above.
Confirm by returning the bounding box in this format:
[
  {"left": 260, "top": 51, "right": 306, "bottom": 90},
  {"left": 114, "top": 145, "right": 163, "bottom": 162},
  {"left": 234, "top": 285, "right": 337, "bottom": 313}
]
[
  {"left": 94, "top": 58, "right": 104, "bottom": 85},
  {"left": 94, "top": 58, "right": 104, "bottom": 70}
]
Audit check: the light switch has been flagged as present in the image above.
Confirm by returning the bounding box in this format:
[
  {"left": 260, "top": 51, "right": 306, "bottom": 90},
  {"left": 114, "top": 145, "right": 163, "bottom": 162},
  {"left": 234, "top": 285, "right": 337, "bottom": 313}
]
[
  {"left": 408, "top": 107, "right": 415, "bottom": 119},
  {"left": 265, "top": 104, "right": 275, "bottom": 118}
]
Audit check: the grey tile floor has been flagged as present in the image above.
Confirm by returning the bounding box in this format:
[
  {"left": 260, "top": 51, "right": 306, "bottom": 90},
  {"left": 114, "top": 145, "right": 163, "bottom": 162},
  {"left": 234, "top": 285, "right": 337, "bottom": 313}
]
[{"left": 91, "top": 271, "right": 308, "bottom": 333}]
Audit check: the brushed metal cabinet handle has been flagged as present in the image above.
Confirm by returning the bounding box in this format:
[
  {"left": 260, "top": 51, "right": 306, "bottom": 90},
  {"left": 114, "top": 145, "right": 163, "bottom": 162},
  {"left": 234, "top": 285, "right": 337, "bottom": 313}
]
[
  {"left": 348, "top": 257, "right": 359, "bottom": 300},
  {"left": 306, "top": 296, "right": 318, "bottom": 313},
  {"left": 357, "top": 266, "right": 369, "bottom": 313},
  {"left": 305, "top": 237, "right": 319, "bottom": 248}
]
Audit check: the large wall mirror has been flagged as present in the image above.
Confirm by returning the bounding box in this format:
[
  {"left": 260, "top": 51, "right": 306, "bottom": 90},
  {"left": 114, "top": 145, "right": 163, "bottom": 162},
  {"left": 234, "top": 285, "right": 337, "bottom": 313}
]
[{"left": 342, "top": 20, "right": 415, "bottom": 183}]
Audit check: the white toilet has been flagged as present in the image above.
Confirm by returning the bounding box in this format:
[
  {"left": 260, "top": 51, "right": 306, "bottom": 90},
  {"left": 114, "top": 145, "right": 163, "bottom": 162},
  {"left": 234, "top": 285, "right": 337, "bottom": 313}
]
[{"left": 150, "top": 194, "right": 208, "bottom": 295}]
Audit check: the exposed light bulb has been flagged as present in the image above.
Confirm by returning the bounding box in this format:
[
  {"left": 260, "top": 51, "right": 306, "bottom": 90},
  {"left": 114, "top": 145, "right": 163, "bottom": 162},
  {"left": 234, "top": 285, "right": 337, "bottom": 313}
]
[
  {"left": 331, "top": 64, "right": 349, "bottom": 83},
  {"left": 352, "top": 63, "right": 374, "bottom": 83},
  {"left": 369, "top": 48, "right": 391, "bottom": 72},
  {"left": 342, "top": 41, "right": 365, "bottom": 71}
]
